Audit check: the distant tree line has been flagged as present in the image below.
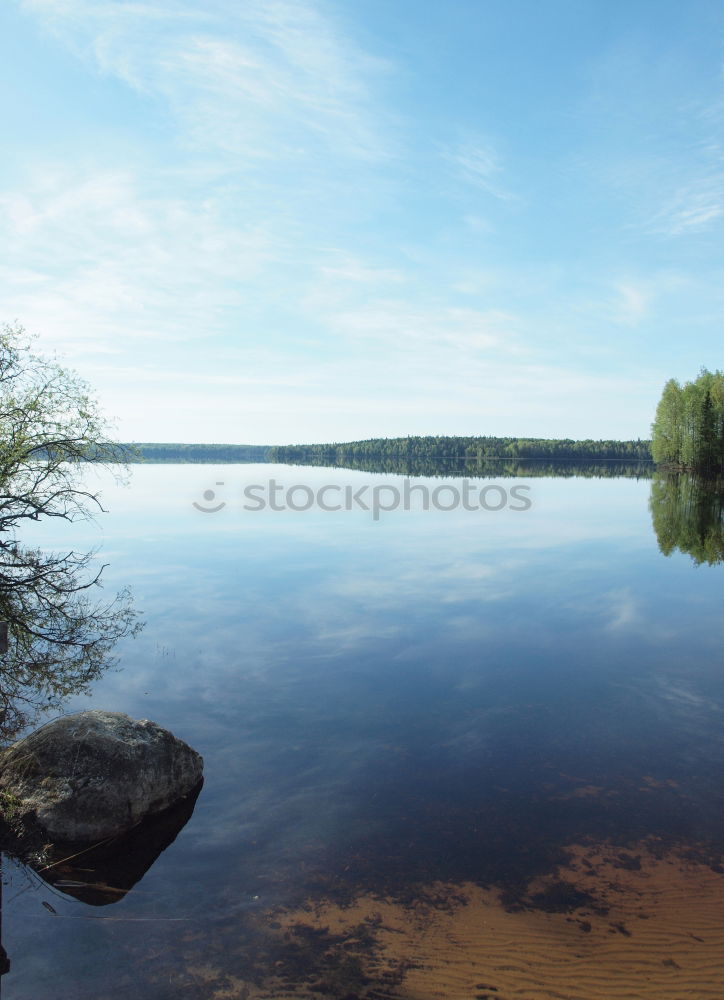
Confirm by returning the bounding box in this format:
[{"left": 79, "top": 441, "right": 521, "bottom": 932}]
[
  {"left": 119, "top": 443, "right": 270, "bottom": 463},
  {"left": 651, "top": 369, "right": 724, "bottom": 474},
  {"left": 267, "top": 436, "right": 652, "bottom": 466}
]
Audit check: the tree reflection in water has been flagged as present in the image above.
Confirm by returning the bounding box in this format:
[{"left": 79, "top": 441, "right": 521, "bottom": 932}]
[
  {"left": 0, "top": 539, "right": 141, "bottom": 744},
  {"left": 650, "top": 472, "right": 724, "bottom": 565},
  {"left": 0, "top": 539, "right": 146, "bottom": 985}
]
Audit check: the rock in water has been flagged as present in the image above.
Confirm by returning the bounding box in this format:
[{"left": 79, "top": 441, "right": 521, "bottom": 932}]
[{"left": 0, "top": 710, "right": 203, "bottom": 842}]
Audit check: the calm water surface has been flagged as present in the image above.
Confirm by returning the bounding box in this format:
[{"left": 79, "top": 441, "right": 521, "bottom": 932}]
[{"left": 2, "top": 463, "right": 723, "bottom": 998}]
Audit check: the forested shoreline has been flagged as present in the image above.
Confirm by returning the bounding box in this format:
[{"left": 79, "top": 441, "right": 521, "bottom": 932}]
[
  {"left": 120, "top": 443, "right": 270, "bottom": 463},
  {"left": 267, "top": 436, "right": 652, "bottom": 465},
  {"left": 101, "top": 437, "right": 654, "bottom": 466}
]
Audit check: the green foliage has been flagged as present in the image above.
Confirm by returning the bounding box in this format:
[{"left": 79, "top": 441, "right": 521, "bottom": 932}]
[
  {"left": 0, "top": 790, "right": 22, "bottom": 823},
  {"left": 651, "top": 369, "right": 724, "bottom": 473},
  {"left": 0, "top": 322, "right": 130, "bottom": 533}
]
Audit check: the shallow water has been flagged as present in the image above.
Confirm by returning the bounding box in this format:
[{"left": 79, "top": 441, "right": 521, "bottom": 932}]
[{"left": 2, "top": 464, "right": 724, "bottom": 998}]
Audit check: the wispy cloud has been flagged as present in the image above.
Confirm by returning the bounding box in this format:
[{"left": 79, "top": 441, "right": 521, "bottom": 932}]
[
  {"left": 329, "top": 301, "right": 522, "bottom": 353},
  {"left": 318, "top": 254, "right": 405, "bottom": 285},
  {"left": 303, "top": 256, "right": 526, "bottom": 356},
  {"left": 444, "top": 137, "right": 517, "bottom": 202},
  {"left": 614, "top": 281, "right": 650, "bottom": 325},
  {"left": 646, "top": 176, "right": 724, "bottom": 236},
  {"left": 21, "top": 0, "right": 393, "bottom": 162},
  {"left": 0, "top": 165, "right": 284, "bottom": 357}
]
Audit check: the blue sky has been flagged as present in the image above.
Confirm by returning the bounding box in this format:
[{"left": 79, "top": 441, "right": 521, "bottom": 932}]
[{"left": 2, "top": 0, "right": 723, "bottom": 444}]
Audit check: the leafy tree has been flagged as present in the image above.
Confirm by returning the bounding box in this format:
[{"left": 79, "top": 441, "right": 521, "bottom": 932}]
[
  {"left": 651, "top": 369, "right": 724, "bottom": 474},
  {"left": 650, "top": 379, "right": 683, "bottom": 465},
  {"left": 0, "top": 323, "right": 130, "bottom": 536}
]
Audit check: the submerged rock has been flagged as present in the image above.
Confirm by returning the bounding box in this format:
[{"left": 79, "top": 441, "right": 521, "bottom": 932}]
[{"left": 0, "top": 710, "right": 203, "bottom": 842}]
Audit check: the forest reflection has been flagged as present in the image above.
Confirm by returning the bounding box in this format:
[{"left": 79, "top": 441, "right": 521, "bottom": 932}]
[
  {"left": 275, "top": 454, "right": 654, "bottom": 479},
  {"left": 650, "top": 472, "right": 724, "bottom": 565}
]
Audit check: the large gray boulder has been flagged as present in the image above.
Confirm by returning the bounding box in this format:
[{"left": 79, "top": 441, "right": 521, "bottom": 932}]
[{"left": 0, "top": 710, "right": 203, "bottom": 842}]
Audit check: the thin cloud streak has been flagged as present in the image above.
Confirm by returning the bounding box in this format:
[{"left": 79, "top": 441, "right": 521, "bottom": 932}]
[
  {"left": 22, "top": 0, "right": 394, "bottom": 162},
  {"left": 647, "top": 179, "right": 724, "bottom": 236},
  {"left": 0, "top": 165, "right": 285, "bottom": 356},
  {"left": 444, "top": 137, "right": 518, "bottom": 202}
]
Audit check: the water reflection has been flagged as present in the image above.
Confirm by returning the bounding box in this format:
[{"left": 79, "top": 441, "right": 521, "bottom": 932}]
[
  {"left": 0, "top": 533, "right": 145, "bottom": 983},
  {"left": 33, "top": 781, "right": 203, "bottom": 906},
  {"left": 3, "top": 465, "right": 724, "bottom": 1000},
  {"left": 650, "top": 472, "right": 724, "bottom": 565},
  {"left": 275, "top": 453, "right": 654, "bottom": 479},
  {"left": 0, "top": 539, "right": 141, "bottom": 743}
]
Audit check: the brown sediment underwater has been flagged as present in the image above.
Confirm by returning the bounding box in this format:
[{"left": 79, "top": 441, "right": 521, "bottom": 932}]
[{"left": 197, "top": 840, "right": 724, "bottom": 1000}]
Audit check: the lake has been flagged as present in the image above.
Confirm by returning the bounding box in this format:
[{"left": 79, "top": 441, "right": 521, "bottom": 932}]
[{"left": 2, "top": 462, "right": 724, "bottom": 1000}]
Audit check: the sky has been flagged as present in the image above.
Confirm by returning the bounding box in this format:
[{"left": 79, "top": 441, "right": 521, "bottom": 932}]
[{"left": 1, "top": 0, "right": 724, "bottom": 445}]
